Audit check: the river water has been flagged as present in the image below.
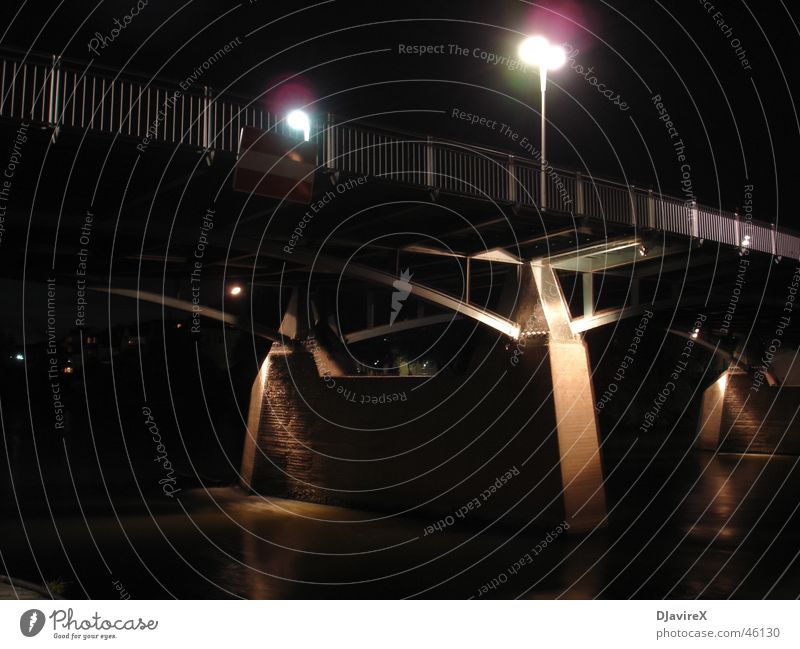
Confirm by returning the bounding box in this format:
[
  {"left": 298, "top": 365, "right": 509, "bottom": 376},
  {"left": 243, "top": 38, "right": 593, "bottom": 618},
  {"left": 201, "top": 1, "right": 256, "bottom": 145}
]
[{"left": 2, "top": 449, "right": 799, "bottom": 599}]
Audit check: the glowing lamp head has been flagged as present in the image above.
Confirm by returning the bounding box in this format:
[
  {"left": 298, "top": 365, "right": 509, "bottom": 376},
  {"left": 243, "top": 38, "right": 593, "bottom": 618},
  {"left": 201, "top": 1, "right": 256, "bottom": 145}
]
[
  {"left": 519, "top": 35, "right": 549, "bottom": 65},
  {"left": 544, "top": 44, "right": 566, "bottom": 70},
  {"left": 286, "top": 109, "right": 310, "bottom": 141},
  {"left": 518, "top": 36, "right": 566, "bottom": 70},
  {"left": 228, "top": 285, "right": 243, "bottom": 297}
]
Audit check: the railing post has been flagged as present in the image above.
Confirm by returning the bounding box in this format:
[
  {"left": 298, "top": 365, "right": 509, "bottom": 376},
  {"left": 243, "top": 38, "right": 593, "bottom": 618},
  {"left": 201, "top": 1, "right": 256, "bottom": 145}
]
[
  {"left": 576, "top": 171, "right": 585, "bottom": 215},
  {"left": 690, "top": 199, "right": 699, "bottom": 239},
  {"left": 202, "top": 85, "right": 212, "bottom": 152},
  {"left": 630, "top": 186, "right": 637, "bottom": 228},
  {"left": 48, "top": 55, "right": 62, "bottom": 140},
  {"left": 507, "top": 154, "right": 516, "bottom": 203},
  {"left": 771, "top": 222, "right": 777, "bottom": 257},
  {"left": 48, "top": 55, "right": 56, "bottom": 126},
  {"left": 734, "top": 211, "right": 740, "bottom": 246},
  {"left": 647, "top": 188, "right": 655, "bottom": 228},
  {"left": 426, "top": 135, "right": 434, "bottom": 187},
  {"left": 324, "top": 113, "right": 335, "bottom": 169}
]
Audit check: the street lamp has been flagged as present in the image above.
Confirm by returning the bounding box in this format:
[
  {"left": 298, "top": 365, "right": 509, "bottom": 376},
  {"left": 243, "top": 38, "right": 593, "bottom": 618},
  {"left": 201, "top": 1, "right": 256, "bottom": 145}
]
[
  {"left": 286, "top": 109, "right": 311, "bottom": 142},
  {"left": 518, "top": 35, "right": 566, "bottom": 209}
]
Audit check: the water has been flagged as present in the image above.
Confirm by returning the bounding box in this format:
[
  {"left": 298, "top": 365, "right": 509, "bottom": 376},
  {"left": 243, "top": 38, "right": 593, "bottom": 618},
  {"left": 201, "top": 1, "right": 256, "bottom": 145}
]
[{"left": 2, "top": 449, "right": 799, "bottom": 599}]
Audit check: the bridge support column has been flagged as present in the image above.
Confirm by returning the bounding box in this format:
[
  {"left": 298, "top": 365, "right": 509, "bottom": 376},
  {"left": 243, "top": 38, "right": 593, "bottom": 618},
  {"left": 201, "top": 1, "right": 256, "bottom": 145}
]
[
  {"left": 695, "top": 369, "right": 731, "bottom": 451},
  {"left": 241, "top": 354, "right": 271, "bottom": 491},
  {"left": 530, "top": 262, "right": 607, "bottom": 532},
  {"left": 695, "top": 361, "right": 800, "bottom": 454},
  {"left": 241, "top": 269, "right": 607, "bottom": 532},
  {"left": 582, "top": 273, "right": 594, "bottom": 318}
]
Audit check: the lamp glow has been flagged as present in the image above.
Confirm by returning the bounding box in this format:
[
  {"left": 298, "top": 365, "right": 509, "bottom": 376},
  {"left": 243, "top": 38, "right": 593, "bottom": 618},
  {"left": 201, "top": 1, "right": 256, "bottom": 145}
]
[
  {"left": 229, "top": 285, "right": 243, "bottom": 296},
  {"left": 518, "top": 36, "right": 566, "bottom": 70},
  {"left": 546, "top": 45, "right": 567, "bottom": 70},
  {"left": 518, "top": 36, "right": 549, "bottom": 66},
  {"left": 286, "top": 109, "right": 310, "bottom": 141}
]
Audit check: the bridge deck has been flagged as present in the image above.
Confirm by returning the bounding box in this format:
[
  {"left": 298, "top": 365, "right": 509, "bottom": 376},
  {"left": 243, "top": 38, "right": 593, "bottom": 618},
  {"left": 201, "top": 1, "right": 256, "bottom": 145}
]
[{"left": 2, "top": 48, "right": 798, "bottom": 261}]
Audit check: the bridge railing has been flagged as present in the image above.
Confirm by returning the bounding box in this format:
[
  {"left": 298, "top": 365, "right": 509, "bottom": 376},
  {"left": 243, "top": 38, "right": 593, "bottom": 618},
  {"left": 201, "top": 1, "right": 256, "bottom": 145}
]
[
  {"left": 0, "top": 50, "right": 295, "bottom": 152},
  {"left": 323, "top": 118, "right": 800, "bottom": 259},
  {"left": 2, "top": 49, "right": 798, "bottom": 260},
  {"left": 0, "top": 55, "right": 54, "bottom": 124}
]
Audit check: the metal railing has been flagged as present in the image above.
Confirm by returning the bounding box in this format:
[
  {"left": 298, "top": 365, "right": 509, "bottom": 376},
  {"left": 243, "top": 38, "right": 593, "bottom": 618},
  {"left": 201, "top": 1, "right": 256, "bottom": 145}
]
[
  {"left": 324, "top": 118, "right": 799, "bottom": 260},
  {"left": 0, "top": 50, "right": 295, "bottom": 151},
  {"left": 2, "top": 48, "right": 798, "bottom": 261}
]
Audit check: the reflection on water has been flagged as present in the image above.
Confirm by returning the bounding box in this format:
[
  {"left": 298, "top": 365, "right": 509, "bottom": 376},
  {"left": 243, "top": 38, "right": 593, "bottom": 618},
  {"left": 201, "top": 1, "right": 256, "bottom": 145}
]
[{"left": 2, "top": 451, "right": 799, "bottom": 599}]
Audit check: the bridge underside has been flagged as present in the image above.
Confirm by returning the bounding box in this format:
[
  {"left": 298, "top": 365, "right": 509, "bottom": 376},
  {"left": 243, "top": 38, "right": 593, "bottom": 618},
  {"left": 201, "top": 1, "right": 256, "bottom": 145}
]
[
  {"left": 3, "top": 119, "right": 800, "bottom": 536},
  {"left": 241, "top": 261, "right": 607, "bottom": 532}
]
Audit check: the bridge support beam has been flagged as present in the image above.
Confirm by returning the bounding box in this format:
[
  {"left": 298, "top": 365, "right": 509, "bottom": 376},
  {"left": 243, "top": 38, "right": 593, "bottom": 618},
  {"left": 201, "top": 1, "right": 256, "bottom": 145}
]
[
  {"left": 582, "top": 273, "right": 594, "bottom": 318},
  {"left": 695, "top": 369, "right": 732, "bottom": 451},
  {"left": 240, "top": 264, "right": 607, "bottom": 534},
  {"left": 241, "top": 355, "right": 271, "bottom": 492},
  {"left": 529, "top": 262, "right": 607, "bottom": 532},
  {"left": 695, "top": 362, "right": 800, "bottom": 454}
]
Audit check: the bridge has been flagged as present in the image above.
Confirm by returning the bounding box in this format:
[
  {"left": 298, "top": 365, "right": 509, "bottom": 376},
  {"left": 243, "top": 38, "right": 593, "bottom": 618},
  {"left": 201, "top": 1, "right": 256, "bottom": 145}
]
[
  {"left": 3, "top": 48, "right": 796, "bottom": 261},
  {"left": 2, "top": 48, "right": 798, "bottom": 533}
]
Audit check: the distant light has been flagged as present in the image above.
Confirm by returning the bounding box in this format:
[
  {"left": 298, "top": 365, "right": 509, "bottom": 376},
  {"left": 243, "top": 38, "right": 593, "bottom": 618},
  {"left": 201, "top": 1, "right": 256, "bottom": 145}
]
[
  {"left": 691, "top": 328, "right": 700, "bottom": 339},
  {"left": 176, "top": 323, "right": 183, "bottom": 329},
  {"left": 518, "top": 36, "right": 566, "bottom": 70},
  {"left": 742, "top": 234, "right": 751, "bottom": 247},
  {"left": 228, "top": 285, "right": 243, "bottom": 297},
  {"left": 638, "top": 243, "right": 648, "bottom": 257},
  {"left": 63, "top": 366, "right": 74, "bottom": 374},
  {"left": 14, "top": 353, "right": 23, "bottom": 361},
  {"left": 287, "top": 109, "right": 311, "bottom": 141}
]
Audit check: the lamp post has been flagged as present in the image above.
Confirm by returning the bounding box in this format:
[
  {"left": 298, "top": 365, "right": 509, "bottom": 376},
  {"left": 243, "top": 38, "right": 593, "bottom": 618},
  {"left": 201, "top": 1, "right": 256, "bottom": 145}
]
[{"left": 518, "top": 36, "right": 566, "bottom": 209}]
